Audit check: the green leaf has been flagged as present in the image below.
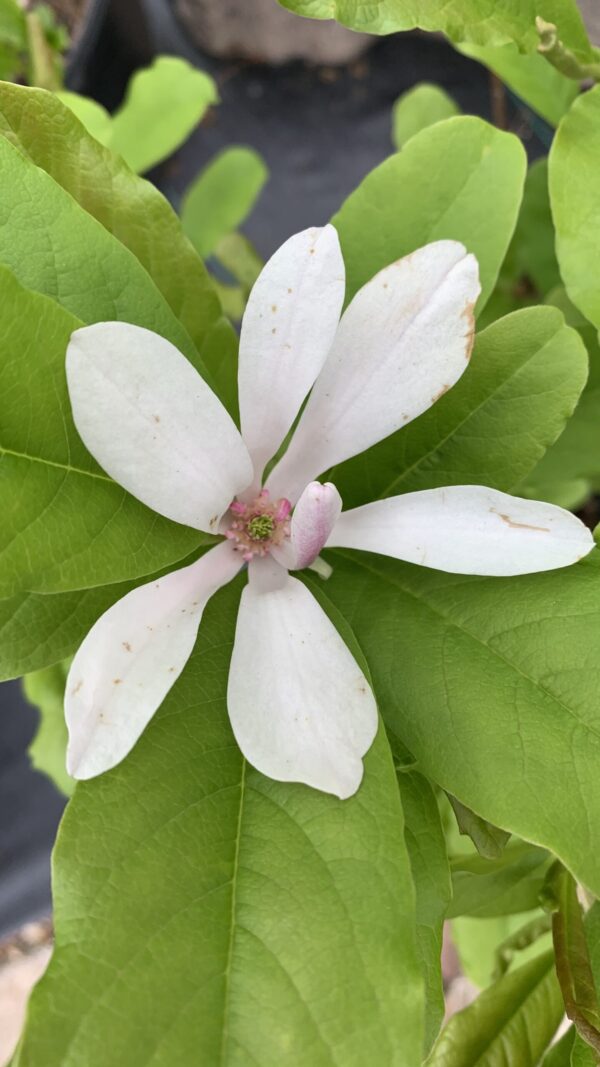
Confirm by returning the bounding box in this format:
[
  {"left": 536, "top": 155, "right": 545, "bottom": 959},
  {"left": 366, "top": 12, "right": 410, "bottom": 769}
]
[
  {"left": 22, "top": 661, "right": 73, "bottom": 796},
  {"left": 426, "top": 951, "right": 563, "bottom": 1065},
  {"left": 449, "top": 843, "right": 553, "bottom": 918},
  {"left": 571, "top": 1034, "right": 597, "bottom": 1067},
  {"left": 181, "top": 146, "right": 268, "bottom": 258},
  {"left": 332, "top": 306, "right": 588, "bottom": 508},
  {"left": 446, "top": 794, "right": 510, "bottom": 859},
  {"left": 452, "top": 912, "right": 552, "bottom": 988},
  {"left": 520, "top": 289, "right": 600, "bottom": 508},
  {"left": 474, "top": 159, "right": 559, "bottom": 333},
  {"left": 323, "top": 547, "right": 600, "bottom": 897},
  {"left": 458, "top": 42, "right": 578, "bottom": 126},
  {"left": 276, "top": 0, "right": 594, "bottom": 56},
  {"left": 542, "top": 1026, "right": 576, "bottom": 1066},
  {"left": 508, "top": 159, "right": 560, "bottom": 297},
  {"left": 550, "top": 85, "right": 600, "bottom": 332},
  {"left": 391, "top": 83, "right": 459, "bottom": 149},
  {"left": 333, "top": 115, "right": 526, "bottom": 311},
  {"left": 109, "top": 57, "right": 218, "bottom": 175},
  {"left": 0, "top": 267, "right": 207, "bottom": 597},
  {"left": 55, "top": 91, "right": 112, "bottom": 146},
  {"left": 14, "top": 578, "right": 425, "bottom": 1067},
  {"left": 396, "top": 761, "right": 452, "bottom": 1053},
  {"left": 0, "top": 583, "right": 133, "bottom": 680},
  {"left": 0, "top": 132, "right": 201, "bottom": 363},
  {"left": 0, "top": 82, "right": 230, "bottom": 389}
]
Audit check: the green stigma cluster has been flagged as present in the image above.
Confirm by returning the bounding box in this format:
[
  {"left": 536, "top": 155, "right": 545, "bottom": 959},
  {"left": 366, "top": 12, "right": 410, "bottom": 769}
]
[{"left": 247, "top": 514, "right": 275, "bottom": 541}]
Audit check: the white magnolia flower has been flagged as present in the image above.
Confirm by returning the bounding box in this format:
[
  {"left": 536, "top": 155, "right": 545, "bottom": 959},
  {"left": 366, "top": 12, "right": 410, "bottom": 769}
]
[{"left": 64, "top": 227, "right": 594, "bottom": 798}]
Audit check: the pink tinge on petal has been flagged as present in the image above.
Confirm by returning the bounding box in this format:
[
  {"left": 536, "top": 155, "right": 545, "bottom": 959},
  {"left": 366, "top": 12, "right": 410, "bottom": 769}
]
[{"left": 289, "top": 481, "right": 342, "bottom": 570}]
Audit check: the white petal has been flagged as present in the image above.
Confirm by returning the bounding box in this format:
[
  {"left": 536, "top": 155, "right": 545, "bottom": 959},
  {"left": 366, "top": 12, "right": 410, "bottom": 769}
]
[
  {"left": 272, "top": 481, "right": 342, "bottom": 570},
  {"left": 327, "top": 486, "right": 595, "bottom": 576},
  {"left": 267, "top": 240, "right": 480, "bottom": 503},
  {"left": 238, "top": 225, "right": 345, "bottom": 483},
  {"left": 67, "top": 322, "right": 253, "bottom": 534},
  {"left": 66, "top": 541, "right": 243, "bottom": 779},
  {"left": 227, "top": 572, "right": 378, "bottom": 798}
]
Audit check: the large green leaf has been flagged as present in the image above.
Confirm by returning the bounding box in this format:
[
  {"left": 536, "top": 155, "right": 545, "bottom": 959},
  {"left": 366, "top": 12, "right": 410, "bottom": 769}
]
[
  {"left": 22, "top": 661, "right": 73, "bottom": 796},
  {"left": 0, "top": 82, "right": 230, "bottom": 384},
  {"left": 333, "top": 116, "right": 526, "bottom": 311},
  {"left": 109, "top": 57, "right": 218, "bottom": 175},
  {"left": 55, "top": 91, "right": 112, "bottom": 147},
  {"left": 0, "top": 583, "right": 133, "bottom": 680},
  {"left": 550, "top": 86, "right": 600, "bottom": 332},
  {"left": 0, "top": 267, "right": 207, "bottom": 597},
  {"left": 323, "top": 547, "right": 600, "bottom": 896},
  {"left": 426, "top": 951, "right": 563, "bottom": 1065},
  {"left": 276, "top": 0, "right": 594, "bottom": 56},
  {"left": 396, "top": 763, "right": 451, "bottom": 1053},
  {"left": 14, "top": 579, "right": 424, "bottom": 1067},
  {"left": 0, "top": 133, "right": 201, "bottom": 364},
  {"left": 332, "top": 306, "right": 588, "bottom": 508}
]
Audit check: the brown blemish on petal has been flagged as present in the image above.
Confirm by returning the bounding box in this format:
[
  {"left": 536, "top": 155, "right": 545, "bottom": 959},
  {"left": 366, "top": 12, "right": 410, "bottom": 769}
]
[
  {"left": 490, "top": 508, "right": 550, "bottom": 533},
  {"left": 431, "top": 384, "right": 450, "bottom": 403},
  {"left": 113, "top": 678, "right": 122, "bottom": 685},
  {"left": 462, "top": 302, "right": 476, "bottom": 359},
  {"left": 271, "top": 304, "right": 277, "bottom": 313},
  {"left": 71, "top": 680, "right": 83, "bottom": 696},
  {"left": 309, "top": 248, "right": 315, "bottom": 255},
  {"left": 122, "top": 642, "right": 132, "bottom": 652},
  {"left": 383, "top": 282, "right": 388, "bottom": 289},
  {"left": 287, "top": 287, "right": 293, "bottom": 294},
  {"left": 153, "top": 414, "right": 160, "bottom": 423},
  {"left": 272, "top": 327, "right": 277, "bottom": 334}
]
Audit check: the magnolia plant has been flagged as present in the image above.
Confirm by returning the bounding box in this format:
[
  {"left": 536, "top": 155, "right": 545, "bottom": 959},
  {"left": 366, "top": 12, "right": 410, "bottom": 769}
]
[
  {"left": 64, "top": 229, "right": 593, "bottom": 799},
  {"left": 4, "top": 0, "right": 600, "bottom": 1061}
]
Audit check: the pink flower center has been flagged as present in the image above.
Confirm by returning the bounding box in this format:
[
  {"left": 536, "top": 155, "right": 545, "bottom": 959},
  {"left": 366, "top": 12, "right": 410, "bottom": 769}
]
[{"left": 225, "top": 489, "right": 291, "bottom": 562}]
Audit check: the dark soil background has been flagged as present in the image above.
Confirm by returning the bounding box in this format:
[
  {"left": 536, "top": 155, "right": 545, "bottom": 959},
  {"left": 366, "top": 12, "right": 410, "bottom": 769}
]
[{"left": 0, "top": 0, "right": 553, "bottom": 936}]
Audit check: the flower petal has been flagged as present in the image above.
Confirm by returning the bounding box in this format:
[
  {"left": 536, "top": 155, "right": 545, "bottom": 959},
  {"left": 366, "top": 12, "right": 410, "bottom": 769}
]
[
  {"left": 267, "top": 240, "right": 480, "bottom": 503},
  {"left": 327, "top": 486, "right": 595, "bottom": 576},
  {"left": 66, "top": 541, "right": 243, "bottom": 779},
  {"left": 238, "top": 225, "right": 345, "bottom": 484},
  {"left": 227, "top": 569, "right": 378, "bottom": 798},
  {"left": 67, "top": 322, "right": 253, "bottom": 534},
  {"left": 272, "top": 481, "right": 342, "bottom": 570}
]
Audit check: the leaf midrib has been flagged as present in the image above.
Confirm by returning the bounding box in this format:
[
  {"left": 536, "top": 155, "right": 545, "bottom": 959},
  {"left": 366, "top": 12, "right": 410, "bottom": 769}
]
[
  {"left": 219, "top": 756, "right": 246, "bottom": 1066},
  {"left": 0, "top": 444, "right": 111, "bottom": 482}
]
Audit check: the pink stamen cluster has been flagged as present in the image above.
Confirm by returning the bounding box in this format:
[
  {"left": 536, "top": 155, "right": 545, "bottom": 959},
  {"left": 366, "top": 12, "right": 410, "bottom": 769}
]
[{"left": 225, "top": 489, "right": 292, "bottom": 562}]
